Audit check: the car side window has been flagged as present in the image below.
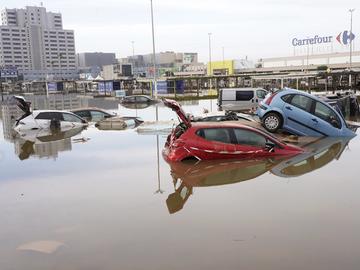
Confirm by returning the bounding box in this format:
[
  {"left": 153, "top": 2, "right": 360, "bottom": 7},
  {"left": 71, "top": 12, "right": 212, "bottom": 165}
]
[
  {"left": 196, "top": 128, "right": 232, "bottom": 144},
  {"left": 290, "top": 94, "right": 313, "bottom": 112},
  {"left": 233, "top": 128, "right": 266, "bottom": 147},
  {"left": 90, "top": 111, "right": 107, "bottom": 118},
  {"left": 256, "top": 90, "right": 267, "bottom": 99},
  {"left": 281, "top": 94, "right": 293, "bottom": 103},
  {"left": 236, "top": 91, "right": 254, "bottom": 101},
  {"left": 35, "top": 112, "right": 52, "bottom": 120},
  {"left": 136, "top": 96, "right": 149, "bottom": 102},
  {"left": 62, "top": 113, "right": 83, "bottom": 123},
  {"left": 74, "top": 111, "right": 91, "bottom": 118},
  {"left": 126, "top": 96, "right": 136, "bottom": 102},
  {"left": 35, "top": 112, "right": 63, "bottom": 120},
  {"left": 314, "top": 102, "right": 342, "bottom": 129}
]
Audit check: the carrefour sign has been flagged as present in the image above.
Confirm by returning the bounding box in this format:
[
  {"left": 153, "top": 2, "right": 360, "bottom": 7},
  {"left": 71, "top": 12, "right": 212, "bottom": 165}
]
[{"left": 292, "top": 31, "right": 355, "bottom": 46}]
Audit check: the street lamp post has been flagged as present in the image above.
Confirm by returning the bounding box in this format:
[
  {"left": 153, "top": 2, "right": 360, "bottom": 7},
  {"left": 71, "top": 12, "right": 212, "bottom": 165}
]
[
  {"left": 0, "top": 76, "right": 3, "bottom": 102},
  {"left": 349, "top": 8, "right": 355, "bottom": 89},
  {"left": 208, "top": 33, "right": 212, "bottom": 90},
  {"left": 131, "top": 41, "right": 135, "bottom": 76},
  {"left": 150, "top": 0, "right": 157, "bottom": 99}
]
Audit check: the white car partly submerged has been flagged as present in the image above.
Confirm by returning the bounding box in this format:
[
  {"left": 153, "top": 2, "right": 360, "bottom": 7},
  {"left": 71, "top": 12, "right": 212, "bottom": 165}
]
[{"left": 12, "top": 96, "right": 88, "bottom": 133}]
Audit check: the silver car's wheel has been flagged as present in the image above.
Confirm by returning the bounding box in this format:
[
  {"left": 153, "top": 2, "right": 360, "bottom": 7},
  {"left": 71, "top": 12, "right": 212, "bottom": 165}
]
[{"left": 263, "top": 113, "right": 282, "bottom": 132}]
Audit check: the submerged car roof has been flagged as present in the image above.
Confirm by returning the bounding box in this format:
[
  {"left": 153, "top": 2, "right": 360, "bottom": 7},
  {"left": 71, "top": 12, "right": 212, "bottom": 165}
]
[
  {"left": 71, "top": 107, "right": 110, "bottom": 113},
  {"left": 31, "top": 110, "right": 82, "bottom": 116},
  {"left": 33, "top": 110, "right": 78, "bottom": 113},
  {"left": 220, "top": 87, "right": 266, "bottom": 91}
]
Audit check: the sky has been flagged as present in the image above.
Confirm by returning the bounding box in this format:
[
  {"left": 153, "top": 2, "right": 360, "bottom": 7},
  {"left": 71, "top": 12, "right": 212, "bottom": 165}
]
[{"left": 1, "top": 0, "right": 359, "bottom": 62}]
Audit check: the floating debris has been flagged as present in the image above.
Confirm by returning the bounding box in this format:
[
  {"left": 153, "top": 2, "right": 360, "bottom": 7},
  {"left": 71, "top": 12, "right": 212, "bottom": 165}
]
[
  {"left": 72, "top": 137, "right": 91, "bottom": 143},
  {"left": 17, "top": 240, "right": 64, "bottom": 254}
]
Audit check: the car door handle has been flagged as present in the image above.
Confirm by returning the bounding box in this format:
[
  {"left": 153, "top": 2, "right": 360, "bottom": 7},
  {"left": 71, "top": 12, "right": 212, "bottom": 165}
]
[
  {"left": 285, "top": 106, "right": 292, "bottom": 110},
  {"left": 311, "top": 118, "right": 318, "bottom": 123}
]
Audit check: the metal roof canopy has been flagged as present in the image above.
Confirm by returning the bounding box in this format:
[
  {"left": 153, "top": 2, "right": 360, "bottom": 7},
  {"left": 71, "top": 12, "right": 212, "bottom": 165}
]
[{"left": 251, "top": 73, "right": 317, "bottom": 80}]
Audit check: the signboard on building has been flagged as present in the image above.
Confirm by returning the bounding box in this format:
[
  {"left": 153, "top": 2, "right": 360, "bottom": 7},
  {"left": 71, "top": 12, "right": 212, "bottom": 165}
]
[
  {"left": 292, "top": 31, "right": 355, "bottom": 47},
  {"left": 154, "top": 80, "right": 168, "bottom": 94},
  {"left": 0, "top": 66, "right": 18, "bottom": 78},
  {"left": 47, "top": 82, "right": 57, "bottom": 92},
  {"left": 98, "top": 81, "right": 113, "bottom": 93},
  {"left": 183, "top": 53, "right": 197, "bottom": 64}
]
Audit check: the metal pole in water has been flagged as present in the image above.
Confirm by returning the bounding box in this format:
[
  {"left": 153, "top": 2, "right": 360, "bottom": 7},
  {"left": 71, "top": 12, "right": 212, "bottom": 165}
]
[
  {"left": 0, "top": 74, "right": 3, "bottom": 102},
  {"left": 349, "top": 8, "right": 355, "bottom": 90},
  {"left": 208, "top": 33, "right": 212, "bottom": 91},
  {"left": 150, "top": 0, "right": 157, "bottom": 100},
  {"left": 154, "top": 134, "right": 163, "bottom": 194},
  {"left": 131, "top": 41, "right": 135, "bottom": 76}
]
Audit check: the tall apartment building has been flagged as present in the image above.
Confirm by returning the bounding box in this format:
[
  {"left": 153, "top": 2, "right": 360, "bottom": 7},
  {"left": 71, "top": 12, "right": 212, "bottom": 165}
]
[{"left": 0, "top": 5, "right": 77, "bottom": 80}]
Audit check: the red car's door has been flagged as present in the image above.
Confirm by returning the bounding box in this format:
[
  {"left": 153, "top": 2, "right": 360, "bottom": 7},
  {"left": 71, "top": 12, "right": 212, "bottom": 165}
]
[
  {"left": 232, "top": 128, "right": 269, "bottom": 157},
  {"left": 192, "top": 128, "right": 236, "bottom": 158}
]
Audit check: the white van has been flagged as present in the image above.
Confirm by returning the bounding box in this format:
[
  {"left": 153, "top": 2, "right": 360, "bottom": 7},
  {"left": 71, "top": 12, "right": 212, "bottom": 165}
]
[{"left": 218, "top": 88, "right": 268, "bottom": 111}]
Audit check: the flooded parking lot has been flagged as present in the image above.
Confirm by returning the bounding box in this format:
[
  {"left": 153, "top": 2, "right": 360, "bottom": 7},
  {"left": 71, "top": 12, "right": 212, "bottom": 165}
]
[{"left": 1, "top": 98, "right": 360, "bottom": 270}]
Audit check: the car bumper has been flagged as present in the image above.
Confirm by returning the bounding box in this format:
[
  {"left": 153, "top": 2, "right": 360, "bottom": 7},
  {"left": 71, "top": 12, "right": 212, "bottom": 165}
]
[{"left": 256, "top": 104, "right": 269, "bottom": 119}]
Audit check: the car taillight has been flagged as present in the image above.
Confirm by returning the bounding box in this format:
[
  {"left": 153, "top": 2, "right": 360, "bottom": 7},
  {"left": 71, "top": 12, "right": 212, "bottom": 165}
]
[{"left": 265, "top": 92, "right": 278, "bottom": 105}]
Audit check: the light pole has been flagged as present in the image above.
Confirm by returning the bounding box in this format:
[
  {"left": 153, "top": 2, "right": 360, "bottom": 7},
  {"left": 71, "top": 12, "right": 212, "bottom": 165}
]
[
  {"left": 131, "top": 40, "right": 135, "bottom": 76},
  {"left": 150, "top": 0, "right": 157, "bottom": 99},
  {"left": 222, "top": 46, "right": 225, "bottom": 68},
  {"left": 0, "top": 71, "right": 3, "bottom": 102},
  {"left": 208, "top": 33, "right": 212, "bottom": 89},
  {"left": 349, "top": 8, "right": 355, "bottom": 89}
]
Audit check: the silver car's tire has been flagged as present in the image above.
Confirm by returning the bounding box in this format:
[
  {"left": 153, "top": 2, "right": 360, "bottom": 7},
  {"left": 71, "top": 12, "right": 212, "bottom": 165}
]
[{"left": 263, "top": 113, "right": 282, "bottom": 133}]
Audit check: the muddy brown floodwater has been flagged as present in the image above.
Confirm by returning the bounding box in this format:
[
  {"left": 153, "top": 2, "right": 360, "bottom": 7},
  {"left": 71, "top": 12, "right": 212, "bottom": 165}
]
[{"left": 1, "top": 98, "right": 360, "bottom": 270}]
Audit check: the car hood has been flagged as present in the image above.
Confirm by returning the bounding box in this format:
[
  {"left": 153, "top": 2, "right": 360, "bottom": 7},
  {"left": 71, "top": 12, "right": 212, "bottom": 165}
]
[{"left": 162, "top": 99, "right": 191, "bottom": 128}]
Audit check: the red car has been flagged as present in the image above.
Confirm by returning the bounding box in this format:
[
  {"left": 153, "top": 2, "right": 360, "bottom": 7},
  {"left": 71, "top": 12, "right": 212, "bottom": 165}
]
[{"left": 163, "top": 99, "right": 303, "bottom": 161}]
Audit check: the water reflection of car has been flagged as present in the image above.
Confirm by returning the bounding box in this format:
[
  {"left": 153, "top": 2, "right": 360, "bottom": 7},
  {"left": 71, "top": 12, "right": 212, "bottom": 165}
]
[
  {"left": 15, "top": 126, "right": 85, "bottom": 160},
  {"left": 165, "top": 157, "right": 287, "bottom": 214},
  {"left": 120, "top": 102, "right": 152, "bottom": 110},
  {"left": 71, "top": 107, "right": 116, "bottom": 122},
  {"left": 95, "top": 116, "right": 144, "bottom": 130},
  {"left": 270, "top": 136, "right": 353, "bottom": 178},
  {"left": 163, "top": 98, "right": 303, "bottom": 161},
  {"left": 256, "top": 88, "right": 356, "bottom": 137},
  {"left": 120, "top": 95, "right": 159, "bottom": 104},
  {"left": 12, "top": 96, "right": 88, "bottom": 132}
]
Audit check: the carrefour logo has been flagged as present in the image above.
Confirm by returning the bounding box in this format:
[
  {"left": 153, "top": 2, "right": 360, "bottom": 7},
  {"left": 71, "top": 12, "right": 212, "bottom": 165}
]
[
  {"left": 292, "top": 31, "right": 355, "bottom": 46},
  {"left": 336, "top": 31, "right": 355, "bottom": 45}
]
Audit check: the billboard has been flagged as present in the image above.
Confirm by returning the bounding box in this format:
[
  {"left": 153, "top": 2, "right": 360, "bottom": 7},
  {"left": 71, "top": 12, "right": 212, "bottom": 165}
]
[
  {"left": 0, "top": 66, "right": 18, "bottom": 78},
  {"left": 153, "top": 80, "right": 167, "bottom": 94},
  {"left": 47, "top": 82, "right": 57, "bottom": 92},
  {"left": 98, "top": 81, "right": 113, "bottom": 93},
  {"left": 292, "top": 31, "right": 355, "bottom": 47},
  {"left": 183, "top": 53, "right": 197, "bottom": 64}
]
